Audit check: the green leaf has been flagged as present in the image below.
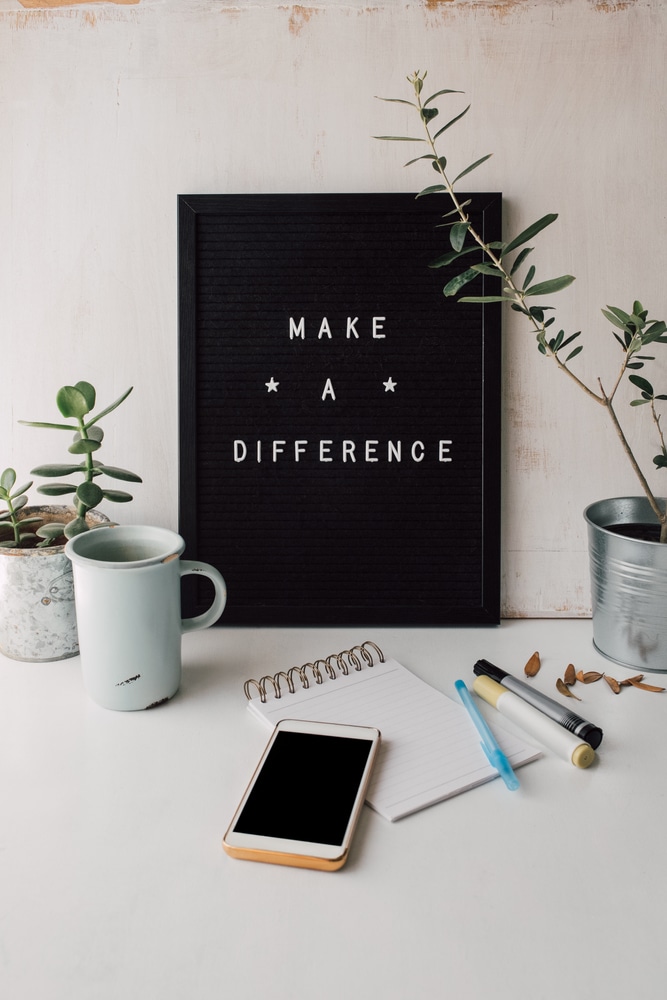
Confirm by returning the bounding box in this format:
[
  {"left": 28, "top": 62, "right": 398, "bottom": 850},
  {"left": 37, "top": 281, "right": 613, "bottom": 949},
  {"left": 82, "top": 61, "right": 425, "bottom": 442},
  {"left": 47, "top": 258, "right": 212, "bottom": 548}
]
[
  {"left": 629, "top": 374, "right": 654, "bottom": 395},
  {"left": 12, "top": 495, "right": 28, "bottom": 512},
  {"left": 415, "top": 184, "right": 448, "bottom": 198},
  {"left": 431, "top": 156, "right": 447, "bottom": 173},
  {"left": 602, "top": 305, "right": 633, "bottom": 331},
  {"left": 459, "top": 295, "right": 511, "bottom": 303},
  {"left": 101, "top": 489, "right": 134, "bottom": 503},
  {"left": 433, "top": 104, "right": 470, "bottom": 140},
  {"left": 470, "top": 263, "right": 502, "bottom": 276},
  {"left": 81, "top": 425, "right": 104, "bottom": 442},
  {"left": 423, "top": 88, "right": 464, "bottom": 106},
  {"left": 429, "top": 246, "right": 480, "bottom": 269},
  {"left": 453, "top": 153, "right": 492, "bottom": 184},
  {"left": 0, "top": 468, "right": 16, "bottom": 492},
  {"left": 18, "top": 419, "right": 75, "bottom": 431},
  {"left": 565, "top": 345, "right": 584, "bottom": 363},
  {"left": 524, "top": 275, "right": 575, "bottom": 297},
  {"left": 64, "top": 517, "right": 88, "bottom": 539},
  {"left": 450, "top": 222, "right": 469, "bottom": 252},
  {"left": 404, "top": 153, "right": 436, "bottom": 167},
  {"left": 68, "top": 437, "right": 102, "bottom": 455},
  {"left": 522, "top": 265, "right": 536, "bottom": 290},
  {"left": 10, "top": 482, "right": 32, "bottom": 500},
  {"left": 420, "top": 107, "right": 439, "bottom": 124},
  {"left": 96, "top": 465, "right": 142, "bottom": 483},
  {"left": 442, "top": 268, "right": 479, "bottom": 297},
  {"left": 56, "top": 385, "right": 91, "bottom": 420},
  {"left": 509, "top": 247, "right": 533, "bottom": 275},
  {"left": 375, "top": 97, "right": 417, "bottom": 108},
  {"left": 373, "top": 135, "right": 426, "bottom": 142},
  {"left": 85, "top": 386, "right": 133, "bottom": 428},
  {"left": 653, "top": 454, "right": 667, "bottom": 469},
  {"left": 76, "top": 481, "right": 104, "bottom": 508},
  {"left": 642, "top": 320, "right": 667, "bottom": 344},
  {"left": 559, "top": 330, "right": 582, "bottom": 350},
  {"left": 36, "top": 483, "right": 77, "bottom": 496},
  {"left": 502, "top": 214, "right": 558, "bottom": 257},
  {"left": 31, "top": 463, "right": 83, "bottom": 477},
  {"left": 630, "top": 399, "right": 651, "bottom": 407},
  {"left": 37, "top": 483, "right": 76, "bottom": 497},
  {"left": 74, "top": 381, "right": 96, "bottom": 411},
  {"left": 36, "top": 523, "right": 67, "bottom": 541}
]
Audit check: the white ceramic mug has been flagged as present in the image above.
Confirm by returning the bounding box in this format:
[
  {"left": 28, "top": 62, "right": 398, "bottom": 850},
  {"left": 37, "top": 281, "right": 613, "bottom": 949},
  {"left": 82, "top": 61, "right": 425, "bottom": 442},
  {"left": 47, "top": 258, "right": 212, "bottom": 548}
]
[{"left": 65, "top": 525, "right": 227, "bottom": 711}]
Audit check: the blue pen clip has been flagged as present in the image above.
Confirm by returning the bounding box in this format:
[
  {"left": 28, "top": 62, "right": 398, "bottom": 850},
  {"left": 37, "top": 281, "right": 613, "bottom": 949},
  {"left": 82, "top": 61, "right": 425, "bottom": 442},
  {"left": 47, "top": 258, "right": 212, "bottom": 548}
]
[{"left": 454, "top": 679, "right": 520, "bottom": 791}]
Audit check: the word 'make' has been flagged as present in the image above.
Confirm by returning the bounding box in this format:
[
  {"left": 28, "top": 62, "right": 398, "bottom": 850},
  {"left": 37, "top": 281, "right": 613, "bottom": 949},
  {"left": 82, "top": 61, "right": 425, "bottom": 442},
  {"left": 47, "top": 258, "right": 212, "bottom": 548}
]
[{"left": 289, "top": 317, "right": 386, "bottom": 339}]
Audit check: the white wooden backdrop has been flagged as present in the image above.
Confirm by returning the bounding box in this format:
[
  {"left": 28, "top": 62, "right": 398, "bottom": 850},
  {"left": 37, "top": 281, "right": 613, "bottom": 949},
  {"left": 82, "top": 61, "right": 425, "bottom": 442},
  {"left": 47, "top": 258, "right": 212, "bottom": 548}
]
[{"left": 1, "top": 0, "right": 665, "bottom": 618}]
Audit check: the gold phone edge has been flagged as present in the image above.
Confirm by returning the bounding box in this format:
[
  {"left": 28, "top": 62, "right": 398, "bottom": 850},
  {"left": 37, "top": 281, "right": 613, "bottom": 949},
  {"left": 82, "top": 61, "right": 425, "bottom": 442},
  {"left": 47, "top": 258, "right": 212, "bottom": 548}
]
[{"left": 221, "top": 840, "right": 348, "bottom": 872}]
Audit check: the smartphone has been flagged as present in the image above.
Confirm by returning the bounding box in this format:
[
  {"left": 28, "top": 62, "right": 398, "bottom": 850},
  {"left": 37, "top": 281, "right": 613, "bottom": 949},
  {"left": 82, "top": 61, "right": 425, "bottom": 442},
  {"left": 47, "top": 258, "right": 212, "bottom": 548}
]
[{"left": 222, "top": 719, "right": 381, "bottom": 871}]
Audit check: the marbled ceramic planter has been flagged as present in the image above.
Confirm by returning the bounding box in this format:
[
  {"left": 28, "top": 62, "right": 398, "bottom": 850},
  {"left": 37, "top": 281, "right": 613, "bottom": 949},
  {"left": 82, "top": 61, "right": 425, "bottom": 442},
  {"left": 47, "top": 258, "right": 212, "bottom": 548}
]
[{"left": 0, "top": 505, "right": 108, "bottom": 662}]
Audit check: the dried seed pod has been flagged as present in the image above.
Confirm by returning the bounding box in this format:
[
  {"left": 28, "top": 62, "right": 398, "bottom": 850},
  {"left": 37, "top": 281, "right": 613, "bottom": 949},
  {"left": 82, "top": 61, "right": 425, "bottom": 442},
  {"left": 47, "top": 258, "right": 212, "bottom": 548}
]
[
  {"left": 524, "top": 651, "right": 541, "bottom": 677},
  {"left": 620, "top": 674, "right": 644, "bottom": 687},
  {"left": 556, "top": 677, "right": 581, "bottom": 700},
  {"left": 604, "top": 674, "right": 621, "bottom": 694},
  {"left": 576, "top": 670, "right": 586, "bottom": 683},
  {"left": 582, "top": 671, "right": 604, "bottom": 683},
  {"left": 628, "top": 678, "right": 665, "bottom": 693},
  {"left": 563, "top": 663, "right": 576, "bottom": 686}
]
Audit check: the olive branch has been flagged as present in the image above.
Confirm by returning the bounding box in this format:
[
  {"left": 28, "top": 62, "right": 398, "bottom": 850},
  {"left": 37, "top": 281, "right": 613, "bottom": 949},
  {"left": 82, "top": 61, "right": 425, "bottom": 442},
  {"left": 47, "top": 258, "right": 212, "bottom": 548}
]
[{"left": 376, "top": 71, "right": 667, "bottom": 542}]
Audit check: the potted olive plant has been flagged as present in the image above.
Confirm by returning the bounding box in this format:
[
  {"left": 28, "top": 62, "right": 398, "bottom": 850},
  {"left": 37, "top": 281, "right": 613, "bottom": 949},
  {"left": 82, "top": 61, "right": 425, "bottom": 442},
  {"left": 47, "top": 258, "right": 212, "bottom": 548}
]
[
  {"left": 0, "top": 381, "right": 141, "bottom": 662},
  {"left": 376, "top": 72, "right": 667, "bottom": 670}
]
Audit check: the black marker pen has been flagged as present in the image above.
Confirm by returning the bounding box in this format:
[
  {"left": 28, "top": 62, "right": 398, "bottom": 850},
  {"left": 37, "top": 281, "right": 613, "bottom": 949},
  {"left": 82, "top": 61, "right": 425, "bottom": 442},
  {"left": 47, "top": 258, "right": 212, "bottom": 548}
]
[{"left": 473, "top": 659, "right": 603, "bottom": 749}]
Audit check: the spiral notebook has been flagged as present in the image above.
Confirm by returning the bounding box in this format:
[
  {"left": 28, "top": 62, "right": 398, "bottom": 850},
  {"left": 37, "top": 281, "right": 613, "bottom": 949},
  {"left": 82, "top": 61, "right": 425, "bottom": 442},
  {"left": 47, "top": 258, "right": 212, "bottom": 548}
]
[{"left": 242, "top": 641, "right": 541, "bottom": 821}]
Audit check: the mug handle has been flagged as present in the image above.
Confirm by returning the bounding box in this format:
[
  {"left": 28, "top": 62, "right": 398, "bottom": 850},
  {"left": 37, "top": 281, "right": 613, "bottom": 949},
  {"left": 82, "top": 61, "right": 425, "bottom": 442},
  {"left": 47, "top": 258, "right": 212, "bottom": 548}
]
[{"left": 179, "top": 561, "right": 227, "bottom": 633}]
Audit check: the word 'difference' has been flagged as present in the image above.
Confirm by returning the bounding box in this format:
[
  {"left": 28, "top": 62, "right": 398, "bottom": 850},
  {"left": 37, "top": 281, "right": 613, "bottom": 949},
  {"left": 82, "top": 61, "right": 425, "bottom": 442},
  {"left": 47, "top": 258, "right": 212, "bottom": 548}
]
[{"left": 233, "top": 440, "right": 453, "bottom": 463}]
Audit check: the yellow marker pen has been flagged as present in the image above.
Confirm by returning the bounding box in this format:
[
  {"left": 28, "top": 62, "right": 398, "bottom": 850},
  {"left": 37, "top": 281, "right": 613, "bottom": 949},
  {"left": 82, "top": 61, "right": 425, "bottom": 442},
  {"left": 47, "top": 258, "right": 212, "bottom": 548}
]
[{"left": 472, "top": 675, "right": 595, "bottom": 769}]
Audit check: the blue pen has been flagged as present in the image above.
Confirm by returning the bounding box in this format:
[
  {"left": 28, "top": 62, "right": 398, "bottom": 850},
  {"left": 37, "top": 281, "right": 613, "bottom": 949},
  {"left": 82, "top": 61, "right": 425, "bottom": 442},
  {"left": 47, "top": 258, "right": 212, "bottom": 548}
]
[{"left": 454, "top": 679, "right": 520, "bottom": 791}]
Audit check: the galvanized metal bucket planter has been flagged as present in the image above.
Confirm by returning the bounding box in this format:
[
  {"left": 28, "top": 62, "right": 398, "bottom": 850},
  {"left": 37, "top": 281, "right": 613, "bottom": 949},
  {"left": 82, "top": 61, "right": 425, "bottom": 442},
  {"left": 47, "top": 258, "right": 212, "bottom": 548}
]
[{"left": 584, "top": 497, "right": 667, "bottom": 672}]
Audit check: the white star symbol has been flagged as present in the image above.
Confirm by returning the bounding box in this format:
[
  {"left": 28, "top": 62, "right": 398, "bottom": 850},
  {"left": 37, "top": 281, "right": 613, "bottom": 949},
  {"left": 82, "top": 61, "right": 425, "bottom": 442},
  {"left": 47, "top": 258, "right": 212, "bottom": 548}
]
[
  {"left": 383, "top": 377, "right": 396, "bottom": 392},
  {"left": 265, "top": 377, "right": 279, "bottom": 393}
]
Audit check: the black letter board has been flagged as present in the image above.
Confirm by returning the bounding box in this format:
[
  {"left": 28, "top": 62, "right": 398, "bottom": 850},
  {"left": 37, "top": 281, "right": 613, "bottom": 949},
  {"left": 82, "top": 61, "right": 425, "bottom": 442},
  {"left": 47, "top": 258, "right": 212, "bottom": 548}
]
[{"left": 178, "top": 193, "right": 501, "bottom": 625}]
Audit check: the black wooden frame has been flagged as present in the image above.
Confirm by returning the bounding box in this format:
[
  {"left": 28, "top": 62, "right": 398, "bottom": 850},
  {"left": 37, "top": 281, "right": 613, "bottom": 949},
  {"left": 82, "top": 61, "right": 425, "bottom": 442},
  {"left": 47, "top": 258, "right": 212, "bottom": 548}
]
[{"left": 178, "top": 192, "right": 502, "bottom": 625}]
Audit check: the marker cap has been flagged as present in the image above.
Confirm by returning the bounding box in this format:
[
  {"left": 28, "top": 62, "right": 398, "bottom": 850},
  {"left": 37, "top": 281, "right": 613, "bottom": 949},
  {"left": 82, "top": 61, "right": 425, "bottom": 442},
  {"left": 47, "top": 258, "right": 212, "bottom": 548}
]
[
  {"left": 571, "top": 743, "right": 595, "bottom": 769},
  {"left": 473, "top": 673, "right": 505, "bottom": 708}
]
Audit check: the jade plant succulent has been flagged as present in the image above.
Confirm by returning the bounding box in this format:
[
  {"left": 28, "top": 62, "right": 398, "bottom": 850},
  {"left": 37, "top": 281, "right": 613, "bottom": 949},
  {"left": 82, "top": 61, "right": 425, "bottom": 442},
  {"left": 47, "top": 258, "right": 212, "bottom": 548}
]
[
  {"left": 0, "top": 468, "right": 66, "bottom": 548},
  {"left": 0, "top": 381, "right": 141, "bottom": 549},
  {"left": 376, "top": 71, "right": 667, "bottom": 541}
]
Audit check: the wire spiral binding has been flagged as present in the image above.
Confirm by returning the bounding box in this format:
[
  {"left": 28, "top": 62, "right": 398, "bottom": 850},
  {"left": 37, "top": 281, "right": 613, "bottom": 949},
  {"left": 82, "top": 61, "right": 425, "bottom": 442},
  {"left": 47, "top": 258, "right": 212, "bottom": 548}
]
[{"left": 243, "top": 640, "right": 385, "bottom": 704}]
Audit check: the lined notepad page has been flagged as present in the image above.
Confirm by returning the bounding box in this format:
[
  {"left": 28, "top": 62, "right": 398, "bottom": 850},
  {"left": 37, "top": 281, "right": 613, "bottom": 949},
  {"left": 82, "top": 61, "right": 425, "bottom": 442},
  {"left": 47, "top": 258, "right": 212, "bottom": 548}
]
[{"left": 246, "top": 657, "right": 541, "bottom": 821}]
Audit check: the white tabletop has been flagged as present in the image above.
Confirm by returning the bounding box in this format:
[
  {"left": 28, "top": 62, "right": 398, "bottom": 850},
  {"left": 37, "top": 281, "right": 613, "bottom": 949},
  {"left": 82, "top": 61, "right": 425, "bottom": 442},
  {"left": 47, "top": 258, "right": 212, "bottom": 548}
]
[{"left": 2, "top": 619, "right": 666, "bottom": 999}]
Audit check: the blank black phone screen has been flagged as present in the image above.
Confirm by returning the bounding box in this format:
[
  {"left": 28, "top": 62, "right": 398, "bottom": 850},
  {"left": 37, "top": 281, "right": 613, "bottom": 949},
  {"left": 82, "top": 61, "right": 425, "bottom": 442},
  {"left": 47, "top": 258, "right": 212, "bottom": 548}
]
[{"left": 233, "top": 730, "right": 374, "bottom": 845}]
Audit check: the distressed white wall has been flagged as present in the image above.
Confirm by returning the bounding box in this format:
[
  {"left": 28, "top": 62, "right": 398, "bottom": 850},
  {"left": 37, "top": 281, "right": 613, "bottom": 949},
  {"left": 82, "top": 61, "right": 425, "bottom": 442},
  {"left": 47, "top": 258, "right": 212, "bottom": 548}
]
[{"left": 1, "top": 0, "right": 665, "bottom": 617}]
